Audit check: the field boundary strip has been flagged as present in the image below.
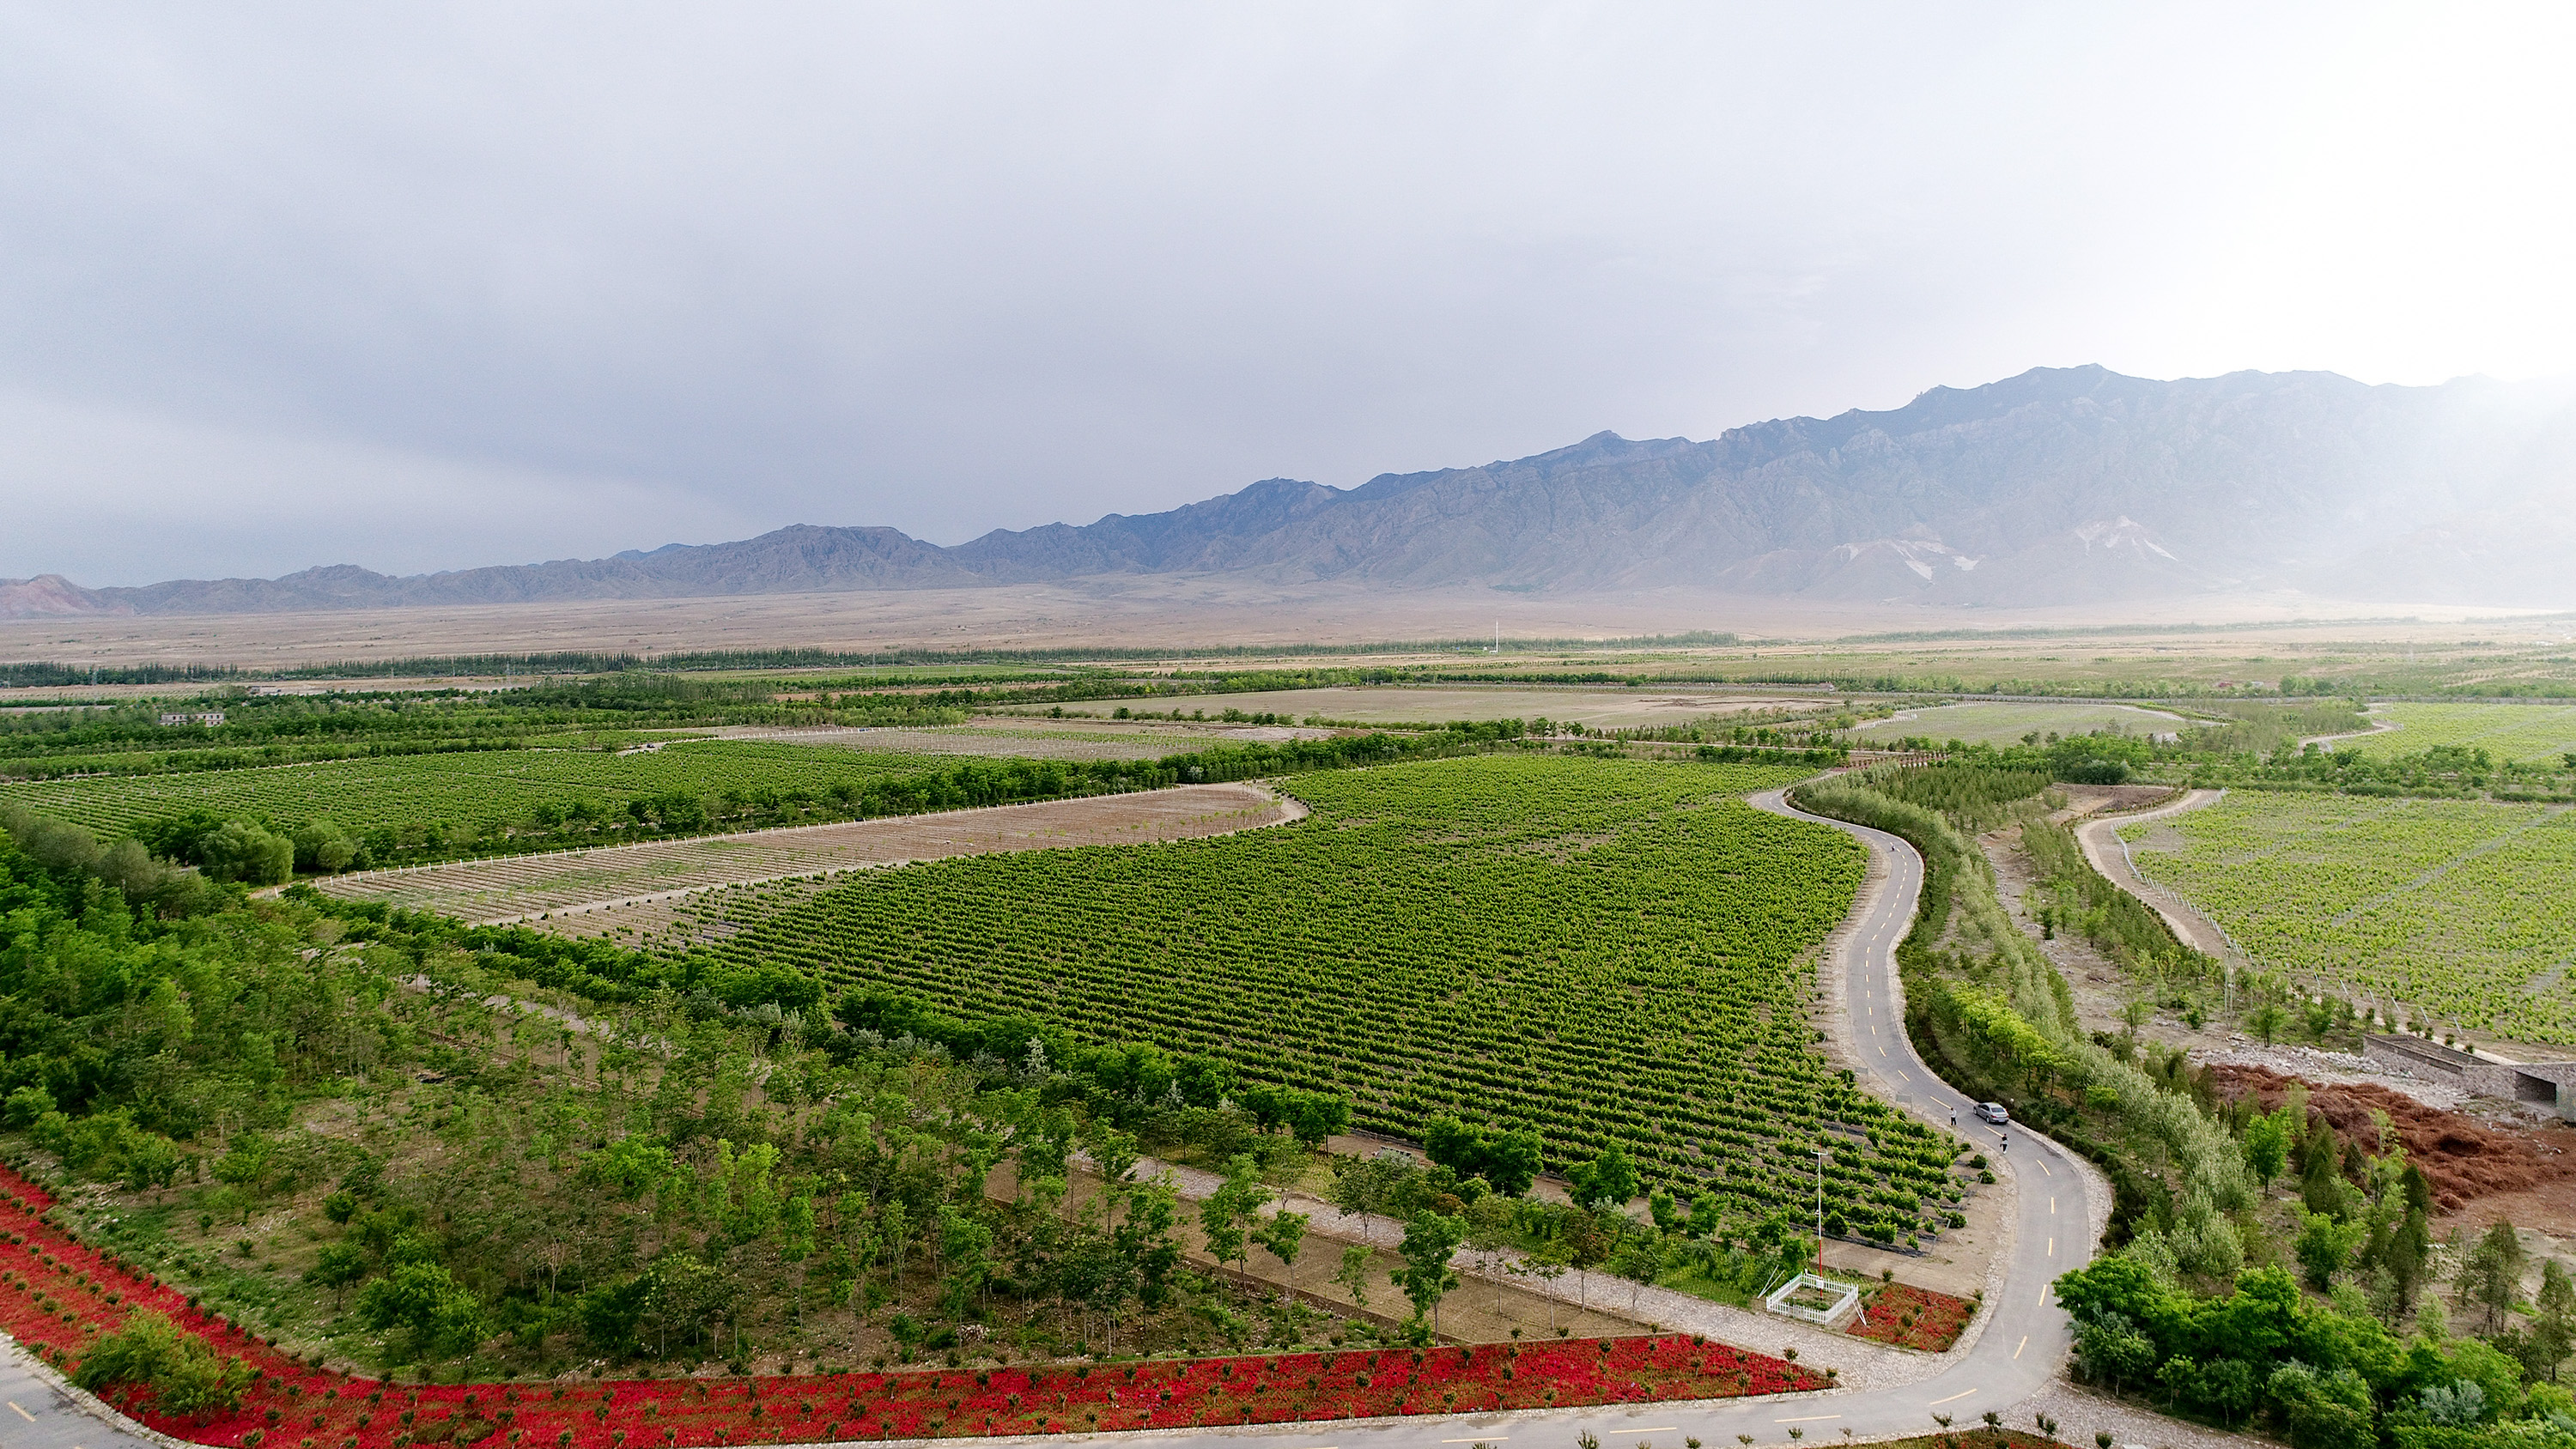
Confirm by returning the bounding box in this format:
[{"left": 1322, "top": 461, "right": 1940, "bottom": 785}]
[{"left": 306, "top": 781, "right": 1308, "bottom": 923}]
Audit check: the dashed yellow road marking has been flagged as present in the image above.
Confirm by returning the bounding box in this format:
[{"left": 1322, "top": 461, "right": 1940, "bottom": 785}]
[
  {"left": 2014, "top": 1335, "right": 2028, "bottom": 1359},
  {"left": 1929, "top": 1390, "right": 1977, "bottom": 1406},
  {"left": 9, "top": 1401, "right": 38, "bottom": 1422}
]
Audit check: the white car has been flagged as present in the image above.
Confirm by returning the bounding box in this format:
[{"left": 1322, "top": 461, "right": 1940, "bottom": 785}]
[{"left": 1974, "top": 1101, "right": 2010, "bottom": 1125}]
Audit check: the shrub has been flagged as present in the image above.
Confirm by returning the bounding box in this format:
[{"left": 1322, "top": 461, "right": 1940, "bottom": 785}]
[{"left": 75, "top": 1310, "right": 256, "bottom": 1415}]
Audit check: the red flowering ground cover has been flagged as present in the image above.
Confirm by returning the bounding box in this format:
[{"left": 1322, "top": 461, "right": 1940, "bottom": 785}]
[
  {"left": 0, "top": 1163, "right": 1828, "bottom": 1446},
  {"left": 1843, "top": 1281, "right": 1975, "bottom": 1353}
]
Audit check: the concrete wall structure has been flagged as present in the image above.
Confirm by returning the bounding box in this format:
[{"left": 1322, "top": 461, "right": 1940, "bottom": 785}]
[{"left": 2364, "top": 1033, "right": 2576, "bottom": 1113}]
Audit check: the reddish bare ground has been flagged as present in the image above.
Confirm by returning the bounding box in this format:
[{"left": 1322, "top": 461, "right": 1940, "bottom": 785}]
[{"left": 2204, "top": 1063, "right": 2576, "bottom": 1212}]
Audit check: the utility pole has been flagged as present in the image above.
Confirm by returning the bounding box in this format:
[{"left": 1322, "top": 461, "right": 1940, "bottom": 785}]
[{"left": 1814, "top": 1147, "right": 1827, "bottom": 1269}]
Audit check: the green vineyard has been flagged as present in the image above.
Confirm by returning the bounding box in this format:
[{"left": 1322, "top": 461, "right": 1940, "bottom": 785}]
[
  {"left": 0, "top": 740, "right": 942, "bottom": 845},
  {"left": 668, "top": 754, "right": 1965, "bottom": 1240},
  {"left": 2119, "top": 791, "right": 2576, "bottom": 1040},
  {"left": 2337, "top": 702, "right": 2576, "bottom": 765}
]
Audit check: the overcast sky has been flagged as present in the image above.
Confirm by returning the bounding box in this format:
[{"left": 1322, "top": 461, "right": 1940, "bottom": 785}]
[{"left": 4, "top": 2, "right": 2573, "bottom": 586}]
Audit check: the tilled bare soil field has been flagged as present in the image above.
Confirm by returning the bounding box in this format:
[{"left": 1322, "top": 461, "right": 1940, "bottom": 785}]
[{"left": 312, "top": 781, "right": 1303, "bottom": 927}]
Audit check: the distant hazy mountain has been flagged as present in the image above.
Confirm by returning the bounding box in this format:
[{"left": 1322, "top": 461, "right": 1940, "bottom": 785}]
[{"left": 9, "top": 365, "right": 2573, "bottom": 617}]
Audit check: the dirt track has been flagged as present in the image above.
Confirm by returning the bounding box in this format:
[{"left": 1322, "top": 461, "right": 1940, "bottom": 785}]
[
  {"left": 2073, "top": 787, "right": 2238, "bottom": 961},
  {"left": 313, "top": 781, "right": 1304, "bottom": 925}
]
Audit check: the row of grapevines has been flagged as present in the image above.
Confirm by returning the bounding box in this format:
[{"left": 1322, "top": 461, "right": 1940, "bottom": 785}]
[
  {"left": 2120, "top": 791, "right": 2576, "bottom": 1041},
  {"left": 666, "top": 754, "right": 1963, "bottom": 1239},
  {"left": 0, "top": 741, "right": 944, "bottom": 843}
]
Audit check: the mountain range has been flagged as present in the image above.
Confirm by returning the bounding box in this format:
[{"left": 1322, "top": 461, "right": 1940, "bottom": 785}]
[{"left": 8, "top": 365, "right": 2573, "bottom": 617}]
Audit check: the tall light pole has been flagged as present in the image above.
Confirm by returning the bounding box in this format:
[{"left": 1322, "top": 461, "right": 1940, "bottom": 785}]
[{"left": 1814, "top": 1147, "right": 1828, "bottom": 1270}]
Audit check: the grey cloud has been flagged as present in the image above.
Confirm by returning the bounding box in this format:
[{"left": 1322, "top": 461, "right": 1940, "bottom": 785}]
[{"left": 0, "top": 1, "right": 2514, "bottom": 585}]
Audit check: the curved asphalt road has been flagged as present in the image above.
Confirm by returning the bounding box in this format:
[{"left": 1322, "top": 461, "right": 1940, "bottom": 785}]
[
  {"left": 0, "top": 784, "right": 2090, "bottom": 1449},
  {"left": 0, "top": 1345, "right": 137, "bottom": 1449}
]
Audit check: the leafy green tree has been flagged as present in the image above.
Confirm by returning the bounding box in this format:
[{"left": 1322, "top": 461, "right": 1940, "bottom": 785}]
[
  {"left": 1328, "top": 1154, "right": 1415, "bottom": 1244},
  {"left": 2302, "top": 1125, "right": 2361, "bottom": 1221},
  {"left": 1686, "top": 1192, "right": 1723, "bottom": 1239},
  {"left": 290, "top": 821, "right": 358, "bottom": 874},
  {"left": 2, "top": 1084, "right": 54, "bottom": 1128},
  {"left": 938, "top": 1205, "right": 994, "bottom": 1317},
  {"left": 1462, "top": 1197, "right": 1516, "bottom": 1313},
  {"left": 1524, "top": 1238, "right": 1573, "bottom": 1331},
  {"left": 356, "top": 1261, "right": 487, "bottom": 1367},
  {"left": 1483, "top": 1128, "right": 1544, "bottom": 1197},
  {"left": 1256, "top": 1208, "right": 1310, "bottom": 1292},
  {"left": 576, "top": 1274, "right": 653, "bottom": 1356},
  {"left": 2073, "top": 1311, "right": 2156, "bottom": 1395},
  {"left": 1568, "top": 1142, "right": 1639, "bottom": 1213},
  {"left": 76, "top": 1311, "right": 253, "bottom": 1414},
  {"left": 635, "top": 1252, "right": 727, "bottom": 1359},
  {"left": 1395, "top": 1210, "right": 1467, "bottom": 1334},
  {"left": 1111, "top": 1177, "right": 1184, "bottom": 1341},
  {"left": 305, "top": 1241, "right": 368, "bottom": 1307},
  {"left": 1423, "top": 1117, "right": 1483, "bottom": 1176},
  {"left": 210, "top": 1137, "right": 273, "bottom": 1223},
  {"left": 2419, "top": 1381, "right": 2486, "bottom": 1428},
  {"left": 2444, "top": 1335, "right": 2524, "bottom": 1421},
  {"left": 1199, "top": 1154, "right": 1270, "bottom": 1274},
  {"left": 1420, "top": 1117, "right": 1543, "bottom": 1196},
  {"left": 881, "top": 1197, "right": 912, "bottom": 1295},
  {"left": 2243, "top": 1108, "right": 2294, "bottom": 1185},
  {"left": 2460, "top": 1222, "right": 2530, "bottom": 1332},
  {"left": 2246, "top": 1003, "right": 2288, "bottom": 1047},
  {"left": 2295, "top": 1211, "right": 2367, "bottom": 1290},
  {"left": 1332, "top": 1243, "right": 1373, "bottom": 1310},
  {"left": 2534, "top": 1258, "right": 2576, "bottom": 1382},
  {"left": 2155, "top": 1355, "right": 2197, "bottom": 1410},
  {"left": 2265, "top": 1363, "right": 2376, "bottom": 1449},
  {"left": 778, "top": 1184, "right": 819, "bottom": 1266},
  {"left": 1607, "top": 1233, "right": 1664, "bottom": 1311},
  {"left": 703, "top": 1139, "right": 781, "bottom": 1245},
  {"left": 197, "top": 821, "right": 293, "bottom": 885},
  {"left": 2196, "top": 1357, "right": 2257, "bottom": 1427},
  {"left": 584, "top": 1136, "right": 677, "bottom": 1199},
  {"left": 1086, "top": 1125, "right": 1142, "bottom": 1202},
  {"left": 780, "top": 1183, "right": 817, "bottom": 1320}
]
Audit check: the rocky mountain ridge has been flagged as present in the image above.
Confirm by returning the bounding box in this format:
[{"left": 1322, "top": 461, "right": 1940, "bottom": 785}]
[{"left": 9, "top": 365, "right": 2572, "bottom": 616}]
